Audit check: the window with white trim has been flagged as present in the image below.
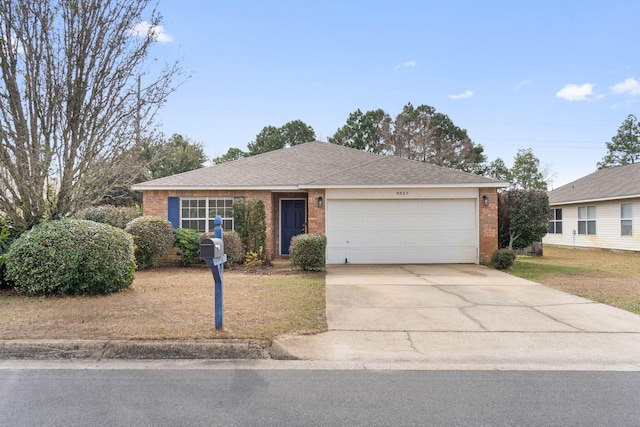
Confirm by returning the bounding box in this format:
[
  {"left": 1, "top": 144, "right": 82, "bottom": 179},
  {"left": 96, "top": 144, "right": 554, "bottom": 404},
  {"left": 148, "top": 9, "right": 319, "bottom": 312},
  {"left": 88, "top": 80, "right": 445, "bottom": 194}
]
[
  {"left": 621, "top": 203, "right": 633, "bottom": 236},
  {"left": 180, "top": 198, "right": 234, "bottom": 232},
  {"left": 577, "top": 206, "right": 596, "bottom": 235},
  {"left": 548, "top": 208, "right": 562, "bottom": 234}
]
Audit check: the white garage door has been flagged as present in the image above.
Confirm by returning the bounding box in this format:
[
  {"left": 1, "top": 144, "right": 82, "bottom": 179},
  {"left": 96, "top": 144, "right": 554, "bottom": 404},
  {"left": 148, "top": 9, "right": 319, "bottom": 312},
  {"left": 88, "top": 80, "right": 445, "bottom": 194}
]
[{"left": 326, "top": 199, "right": 477, "bottom": 264}]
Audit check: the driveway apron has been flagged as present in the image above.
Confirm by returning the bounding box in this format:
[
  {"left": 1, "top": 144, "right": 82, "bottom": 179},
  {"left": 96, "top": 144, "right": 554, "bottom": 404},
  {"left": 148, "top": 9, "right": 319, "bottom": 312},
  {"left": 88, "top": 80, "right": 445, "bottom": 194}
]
[{"left": 272, "top": 265, "right": 640, "bottom": 369}]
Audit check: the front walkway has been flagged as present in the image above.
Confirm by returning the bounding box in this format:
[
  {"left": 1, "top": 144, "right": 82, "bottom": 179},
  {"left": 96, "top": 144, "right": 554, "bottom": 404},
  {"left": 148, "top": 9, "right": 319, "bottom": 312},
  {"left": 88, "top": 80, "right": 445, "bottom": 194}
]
[{"left": 272, "top": 264, "right": 640, "bottom": 370}]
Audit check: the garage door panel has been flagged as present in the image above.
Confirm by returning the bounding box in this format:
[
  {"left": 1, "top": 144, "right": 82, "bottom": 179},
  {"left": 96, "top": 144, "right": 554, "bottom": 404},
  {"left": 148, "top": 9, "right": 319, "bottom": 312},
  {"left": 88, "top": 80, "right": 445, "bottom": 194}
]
[{"left": 326, "top": 199, "right": 477, "bottom": 264}]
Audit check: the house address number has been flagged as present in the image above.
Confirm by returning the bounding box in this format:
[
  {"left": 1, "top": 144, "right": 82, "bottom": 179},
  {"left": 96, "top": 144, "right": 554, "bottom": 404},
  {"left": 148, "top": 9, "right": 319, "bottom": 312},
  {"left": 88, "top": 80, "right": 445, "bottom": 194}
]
[{"left": 396, "top": 191, "right": 409, "bottom": 196}]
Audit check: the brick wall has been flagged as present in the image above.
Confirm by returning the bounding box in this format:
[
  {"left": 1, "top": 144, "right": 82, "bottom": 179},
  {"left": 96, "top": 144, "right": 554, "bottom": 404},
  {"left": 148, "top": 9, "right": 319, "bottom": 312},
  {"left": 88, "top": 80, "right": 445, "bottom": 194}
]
[
  {"left": 142, "top": 189, "right": 326, "bottom": 261},
  {"left": 143, "top": 187, "right": 497, "bottom": 265},
  {"left": 306, "top": 189, "right": 325, "bottom": 235},
  {"left": 478, "top": 187, "right": 499, "bottom": 265}
]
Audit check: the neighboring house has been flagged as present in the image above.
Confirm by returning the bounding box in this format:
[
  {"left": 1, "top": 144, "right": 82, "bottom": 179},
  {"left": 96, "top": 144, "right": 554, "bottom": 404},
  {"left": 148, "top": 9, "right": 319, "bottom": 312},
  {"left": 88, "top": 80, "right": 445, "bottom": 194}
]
[
  {"left": 543, "top": 162, "right": 640, "bottom": 251},
  {"left": 132, "top": 141, "right": 507, "bottom": 264}
]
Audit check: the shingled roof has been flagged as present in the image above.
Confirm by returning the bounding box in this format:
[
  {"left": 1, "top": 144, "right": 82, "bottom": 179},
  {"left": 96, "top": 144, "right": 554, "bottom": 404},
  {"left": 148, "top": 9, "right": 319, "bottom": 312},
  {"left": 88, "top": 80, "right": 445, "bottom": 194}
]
[
  {"left": 132, "top": 141, "right": 506, "bottom": 190},
  {"left": 549, "top": 162, "right": 640, "bottom": 205}
]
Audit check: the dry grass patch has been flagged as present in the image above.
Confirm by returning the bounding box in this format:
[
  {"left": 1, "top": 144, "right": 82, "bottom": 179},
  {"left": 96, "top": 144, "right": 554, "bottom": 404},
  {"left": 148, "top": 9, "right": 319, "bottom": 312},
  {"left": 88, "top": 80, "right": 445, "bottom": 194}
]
[
  {"left": 510, "top": 246, "right": 640, "bottom": 314},
  {"left": 0, "top": 266, "right": 326, "bottom": 340}
]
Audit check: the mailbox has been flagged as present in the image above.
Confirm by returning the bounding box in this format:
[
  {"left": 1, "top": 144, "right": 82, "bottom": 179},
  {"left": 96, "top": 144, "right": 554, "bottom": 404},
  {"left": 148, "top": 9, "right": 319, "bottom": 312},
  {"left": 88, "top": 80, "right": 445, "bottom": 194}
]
[{"left": 200, "top": 237, "right": 224, "bottom": 259}]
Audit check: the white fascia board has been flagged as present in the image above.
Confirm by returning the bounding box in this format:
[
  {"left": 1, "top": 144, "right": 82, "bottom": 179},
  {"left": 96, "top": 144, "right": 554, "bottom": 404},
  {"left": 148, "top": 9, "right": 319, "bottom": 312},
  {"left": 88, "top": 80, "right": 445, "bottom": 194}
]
[
  {"left": 131, "top": 185, "right": 300, "bottom": 191},
  {"left": 300, "top": 182, "right": 508, "bottom": 190},
  {"left": 550, "top": 194, "right": 640, "bottom": 206},
  {"left": 132, "top": 182, "right": 509, "bottom": 191}
]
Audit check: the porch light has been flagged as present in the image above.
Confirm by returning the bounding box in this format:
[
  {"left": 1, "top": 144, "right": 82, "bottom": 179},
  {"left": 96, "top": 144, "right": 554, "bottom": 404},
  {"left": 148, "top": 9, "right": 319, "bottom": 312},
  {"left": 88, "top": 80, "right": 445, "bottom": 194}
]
[
  {"left": 317, "top": 196, "right": 324, "bottom": 208},
  {"left": 482, "top": 195, "right": 489, "bottom": 206}
]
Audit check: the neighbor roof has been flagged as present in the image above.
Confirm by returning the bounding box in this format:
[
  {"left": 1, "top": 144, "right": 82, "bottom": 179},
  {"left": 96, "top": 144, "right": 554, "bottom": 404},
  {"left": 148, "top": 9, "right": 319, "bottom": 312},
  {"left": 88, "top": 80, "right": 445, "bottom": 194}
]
[
  {"left": 549, "top": 162, "right": 640, "bottom": 205},
  {"left": 132, "top": 141, "right": 507, "bottom": 190}
]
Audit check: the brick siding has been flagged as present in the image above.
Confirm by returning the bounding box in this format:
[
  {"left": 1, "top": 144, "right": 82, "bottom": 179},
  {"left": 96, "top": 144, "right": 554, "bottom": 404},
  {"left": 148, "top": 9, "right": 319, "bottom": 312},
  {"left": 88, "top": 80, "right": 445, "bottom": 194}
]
[
  {"left": 142, "top": 189, "right": 326, "bottom": 261},
  {"left": 478, "top": 187, "right": 499, "bottom": 265},
  {"left": 143, "top": 187, "right": 496, "bottom": 265}
]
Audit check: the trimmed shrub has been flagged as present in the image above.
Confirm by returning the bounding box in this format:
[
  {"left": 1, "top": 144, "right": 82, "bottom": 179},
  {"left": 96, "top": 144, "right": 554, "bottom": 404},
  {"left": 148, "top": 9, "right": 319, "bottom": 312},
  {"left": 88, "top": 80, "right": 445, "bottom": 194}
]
[
  {"left": 290, "top": 234, "right": 327, "bottom": 271},
  {"left": 491, "top": 249, "right": 516, "bottom": 270},
  {"left": 0, "top": 254, "right": 8, "bottom": 289},
  {"left": 233, "top": 198, "right": 266, "bottom": 262},
  {"left": 0, "top": 217, "right": 15, "bottom": 289},
  {"left": 78, "top": 205, "right": 141, "bottom": 229},
  {"left": 125, "top": 216, "right": 175, "bottom": 270},
  {"left": 174, "top": 228, "right": 201, "bottom": 266},
  {"left": 5, "top": 219, "right": 135, "bottom": 296},
  {"left": 223, "top": 231, "right": 244, "bottom": 265}
]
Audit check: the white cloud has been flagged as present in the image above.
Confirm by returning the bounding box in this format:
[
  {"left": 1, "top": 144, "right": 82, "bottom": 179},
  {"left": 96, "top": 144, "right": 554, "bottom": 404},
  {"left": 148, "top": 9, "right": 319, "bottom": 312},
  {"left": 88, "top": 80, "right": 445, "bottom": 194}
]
[
  {"left": 555, "top": 83, "right": 596, "bottom": 101},
  {"left": 394, "top": 60, "right": 416, "bottom": 70},
  {"left": 128, "top": 21, "right": 173, "bottom": 43},
  {"left": 449, "top": 90, "right": 474, "bottom": 100},
  {"left": 611, "top": 78, "right": 640, "bottom": 96}
]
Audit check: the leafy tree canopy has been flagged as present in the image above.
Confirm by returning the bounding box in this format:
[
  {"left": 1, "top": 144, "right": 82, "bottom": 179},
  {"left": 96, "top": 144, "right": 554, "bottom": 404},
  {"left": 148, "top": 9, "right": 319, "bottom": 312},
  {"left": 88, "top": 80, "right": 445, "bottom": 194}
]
[
  {"left": 280, "top": 119, "right": 317, "bottom": 147},
  {"left": 510, "top": 148, "right": 549, "bottom": 191},
  {"left": 486, "top": 157, "right": 511, "bottom": 183},
  {"left": 329, "top": 103, "right": 486, "bottom": 173},
  {"left": 99, "top": 133, "right": 205, "bottom": 206},
  {"left": 0, "top": 0, "right": 181, "bottom": 232},
  {"left": 142, "top": 134, "right": 207, "bottom": 180},
  {"left": 498, "top": 189, "right": 550, "bottom": 250},
  {"left": 597, "top": 114, "right": 640, "bottom": 169},
  {"left": 247, "top": 120, "right": 316, "bottom": 156},
  {"left": 328, "top": 108, "right": 387, "bottom": 154},
  {"left": 212, "top": 147, "right": 247, "bottom": 165},
  {"left": 487, "top": 149, "right": 551, "bottom": 191}
]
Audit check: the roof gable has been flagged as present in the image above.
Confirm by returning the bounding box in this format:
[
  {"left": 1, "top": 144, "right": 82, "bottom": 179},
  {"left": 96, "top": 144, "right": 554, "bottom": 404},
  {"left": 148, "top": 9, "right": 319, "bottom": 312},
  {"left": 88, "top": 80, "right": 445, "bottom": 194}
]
[
  {"left": 549, "top": 162, "right": 640, "bottom": 204},
  {"left": 133, "top": 141, "right": 505, "bottom": 190}
]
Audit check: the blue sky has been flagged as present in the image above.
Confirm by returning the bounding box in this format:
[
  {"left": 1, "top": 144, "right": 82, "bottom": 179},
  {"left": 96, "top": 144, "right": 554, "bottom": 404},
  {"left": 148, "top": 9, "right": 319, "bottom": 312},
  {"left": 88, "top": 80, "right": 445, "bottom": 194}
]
[{"left": 147, "top": 0, "right": 640, "bottom": 187}]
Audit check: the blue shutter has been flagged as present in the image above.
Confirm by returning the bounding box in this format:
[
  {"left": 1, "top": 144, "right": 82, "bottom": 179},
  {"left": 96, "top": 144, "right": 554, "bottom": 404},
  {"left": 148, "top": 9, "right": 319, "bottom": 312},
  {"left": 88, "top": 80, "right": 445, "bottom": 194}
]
[{"left": 168, "top": 197, "right": 180, "bottom": 229}]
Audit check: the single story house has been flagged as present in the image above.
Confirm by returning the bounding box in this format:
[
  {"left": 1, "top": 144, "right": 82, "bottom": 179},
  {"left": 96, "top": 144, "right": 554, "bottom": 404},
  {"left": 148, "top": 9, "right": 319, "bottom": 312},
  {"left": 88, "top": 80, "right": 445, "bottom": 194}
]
[
  {"left": 543, "top": 162, "right": 640, "bottom": 251},
  {"left": 132, "top": 141, "right": 507, "bottom": 264}
]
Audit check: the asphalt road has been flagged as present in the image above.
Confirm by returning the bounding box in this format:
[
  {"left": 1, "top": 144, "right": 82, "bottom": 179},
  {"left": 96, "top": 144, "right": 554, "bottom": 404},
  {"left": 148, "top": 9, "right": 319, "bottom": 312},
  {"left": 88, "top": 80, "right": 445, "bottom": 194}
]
[{"left": 2, "top": 368, "right": 639, "bottom": 426}]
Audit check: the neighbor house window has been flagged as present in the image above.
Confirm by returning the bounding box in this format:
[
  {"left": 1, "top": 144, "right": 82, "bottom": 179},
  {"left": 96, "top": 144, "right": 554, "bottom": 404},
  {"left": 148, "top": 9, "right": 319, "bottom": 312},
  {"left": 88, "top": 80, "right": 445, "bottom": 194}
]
[
  {"left": 548, "top": 208, "right": 562, "bottom": 234},
  {"left": 621, "top": 203, "right": 633, "bottom": 236},
  {"left": 577, "top": 206, "right": 596, "bottom": 235},
  {"left": 181, "top": 198, "right": 234, "bottom": 232}
]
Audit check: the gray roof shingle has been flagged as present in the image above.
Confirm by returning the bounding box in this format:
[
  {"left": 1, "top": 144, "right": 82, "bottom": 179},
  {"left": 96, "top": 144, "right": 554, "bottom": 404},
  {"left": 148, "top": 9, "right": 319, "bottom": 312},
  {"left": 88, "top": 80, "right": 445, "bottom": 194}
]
[
  {"left": 133, "top": 141, "right": 506, "bottom": 190},
  {"left": 548, "top": 162, "right": 640, "bottom": 204}
]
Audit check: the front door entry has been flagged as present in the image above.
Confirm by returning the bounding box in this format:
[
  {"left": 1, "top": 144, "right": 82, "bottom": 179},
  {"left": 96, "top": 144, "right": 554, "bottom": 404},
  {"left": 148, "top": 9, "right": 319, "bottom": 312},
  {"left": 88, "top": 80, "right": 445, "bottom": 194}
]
[{"left": 281, "top": 199, "right": 306, "bottom": 255}]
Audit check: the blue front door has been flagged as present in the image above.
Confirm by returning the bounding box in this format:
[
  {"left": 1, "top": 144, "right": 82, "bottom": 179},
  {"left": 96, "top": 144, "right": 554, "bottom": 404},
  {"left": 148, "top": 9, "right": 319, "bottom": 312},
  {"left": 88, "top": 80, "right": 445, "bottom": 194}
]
[{"left": 281, "top": 199, "right": 306, "bottom": 255}]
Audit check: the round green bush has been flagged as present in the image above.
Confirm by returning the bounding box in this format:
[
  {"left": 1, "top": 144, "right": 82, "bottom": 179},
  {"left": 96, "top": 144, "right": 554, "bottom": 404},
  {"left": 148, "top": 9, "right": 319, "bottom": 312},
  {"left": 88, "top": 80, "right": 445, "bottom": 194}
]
[
  {"left": 78, "top": 205, "right": 141, "bottom": 229},
  {"left": 5, "top": 219, "right": 135, "bottom": 296},
  {"left": 125, "top": 216, "right": 175, "bottom": 269},
  {"left": 491, "top": 248, "right": 516, "bottom": 270},
  {"left": 174, "top": 228, "right": 201, "bottom": 266},
  {"left": 290, "top": 234, "right": 327, "bottom": 271}
]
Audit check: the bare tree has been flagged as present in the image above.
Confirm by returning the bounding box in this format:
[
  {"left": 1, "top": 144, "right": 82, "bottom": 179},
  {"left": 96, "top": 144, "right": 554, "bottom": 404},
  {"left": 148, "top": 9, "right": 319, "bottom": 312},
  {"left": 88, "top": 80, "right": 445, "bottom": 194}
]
[{"left": 0, "top": 0, "right": 182, "bottom": 232}]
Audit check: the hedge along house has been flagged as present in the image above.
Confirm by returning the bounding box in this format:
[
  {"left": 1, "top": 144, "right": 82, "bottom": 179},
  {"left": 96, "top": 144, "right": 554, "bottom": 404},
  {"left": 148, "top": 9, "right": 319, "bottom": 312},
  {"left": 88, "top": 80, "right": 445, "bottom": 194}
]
[
  {"left": 132, "top": 141, "right": 507, "bottom": 264},
  {"left": 543, "top": 162, "right": 640, "bottom": 251}
]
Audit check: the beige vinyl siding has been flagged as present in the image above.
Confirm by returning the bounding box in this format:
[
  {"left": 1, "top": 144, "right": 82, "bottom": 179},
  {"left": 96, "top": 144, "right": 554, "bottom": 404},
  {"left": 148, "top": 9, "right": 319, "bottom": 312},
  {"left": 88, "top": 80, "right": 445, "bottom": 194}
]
[
  {"left": 543, "top": 198, "right": 640, "bottom": 251},
  {"left": 326, "top": 187, "right": 479, "bottom": 200}
]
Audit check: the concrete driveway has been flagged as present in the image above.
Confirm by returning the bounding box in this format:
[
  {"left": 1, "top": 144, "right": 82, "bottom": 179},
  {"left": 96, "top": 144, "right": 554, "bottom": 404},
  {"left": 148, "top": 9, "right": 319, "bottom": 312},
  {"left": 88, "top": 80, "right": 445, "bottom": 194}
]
[{"left": 272, "top": 265, "right": 640, "bottom": 369}]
